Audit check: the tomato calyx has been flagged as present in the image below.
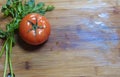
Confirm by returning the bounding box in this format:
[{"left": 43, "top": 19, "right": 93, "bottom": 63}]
[{"left": 27, "top": 18, "right": 44, "bottom": 36}]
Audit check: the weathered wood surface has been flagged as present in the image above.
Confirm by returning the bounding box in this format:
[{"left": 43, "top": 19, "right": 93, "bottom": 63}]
[{"left": 0, "top": 0, "right": 120, "bottom": 77}]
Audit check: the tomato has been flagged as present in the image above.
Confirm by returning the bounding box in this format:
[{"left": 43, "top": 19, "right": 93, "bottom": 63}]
[{"left": 19, "top": 13, "right": 51, "bottom": 45}]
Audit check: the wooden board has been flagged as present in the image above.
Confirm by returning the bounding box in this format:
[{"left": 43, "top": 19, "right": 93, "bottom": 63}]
[{"left": 0, "top": 0, "right": 120, "bottom": 77}]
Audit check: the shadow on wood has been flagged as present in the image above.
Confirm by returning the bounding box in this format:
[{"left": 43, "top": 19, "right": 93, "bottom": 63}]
[{"left": 16, "top": 34, "right": 48, "bottom": 52}]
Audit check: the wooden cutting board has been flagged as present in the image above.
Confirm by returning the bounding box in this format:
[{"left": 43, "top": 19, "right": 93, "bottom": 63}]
[{"left": 0, "top": 0, "right": 120, "bottom": 77}]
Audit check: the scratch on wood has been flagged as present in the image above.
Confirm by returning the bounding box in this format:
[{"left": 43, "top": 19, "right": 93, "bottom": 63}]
[
  {"left": 50, "top": 47, "right": 53, "bottom": 51},
  {"left": 25, "top": 61, "right": 31, "bottom": 70},
  {"left": 65, "top": 33, "right": 70, "bottom": 40},
  {"left": 94, "top": 66, "right": 98, "bottom": 76},
  {"left": 118, "top": 49, "right": 120, "bottom": 57},
  {"left": 113, "top": 6, "right": 120, "bottom": 14},
  {"left": 56, "top": 41, "right": 59, "bottom": 45}
]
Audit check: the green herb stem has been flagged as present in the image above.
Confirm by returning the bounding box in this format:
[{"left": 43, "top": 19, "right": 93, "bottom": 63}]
[
  {"left": 8, "top": 37, "right": 14, "bottom": 77},
  {"left": 0, "top": 39, "right": 8, "bottom": 58},
  {"left": 3, "top": 40, "right": 9, "bottom": 77}
]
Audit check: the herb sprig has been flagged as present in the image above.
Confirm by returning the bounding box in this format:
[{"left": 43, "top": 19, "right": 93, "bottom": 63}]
[{"left": 0, "top": 0, "right": 54, "bottom": 77}]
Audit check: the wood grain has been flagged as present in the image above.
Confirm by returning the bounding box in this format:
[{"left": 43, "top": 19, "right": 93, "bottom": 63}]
[{"left": 0, "top": 0, "right": 120, "bottom": 77}]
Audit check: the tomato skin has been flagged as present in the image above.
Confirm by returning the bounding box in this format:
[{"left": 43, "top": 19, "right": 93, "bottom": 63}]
[{"left": 19, "top": 13, "right": 51, "bottom": 45}]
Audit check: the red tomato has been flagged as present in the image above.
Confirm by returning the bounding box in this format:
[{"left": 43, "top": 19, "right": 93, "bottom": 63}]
[{"left": 19, "top": 13, "right": 51, "bottom": 45}]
